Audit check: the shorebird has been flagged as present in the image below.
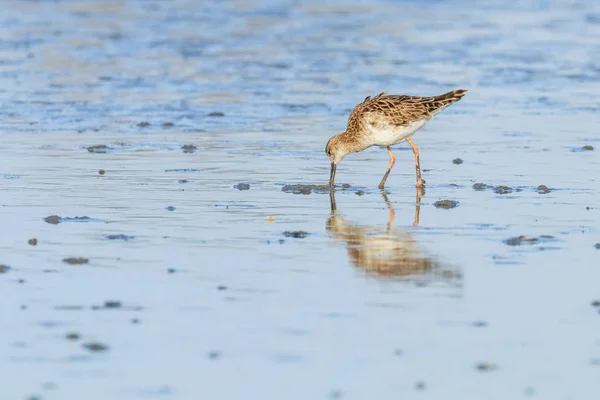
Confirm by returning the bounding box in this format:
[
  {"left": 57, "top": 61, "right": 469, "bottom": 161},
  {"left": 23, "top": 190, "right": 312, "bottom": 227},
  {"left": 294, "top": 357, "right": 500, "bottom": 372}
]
[{"left": 326, "top": 89, "right": 467, "bottom": 190}]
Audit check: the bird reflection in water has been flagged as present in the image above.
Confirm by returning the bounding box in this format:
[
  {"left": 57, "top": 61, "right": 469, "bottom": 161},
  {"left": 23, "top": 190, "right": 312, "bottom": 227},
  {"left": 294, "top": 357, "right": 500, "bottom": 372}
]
[{"left": 327, "top": 190, "right": 461, "bottom": 284}]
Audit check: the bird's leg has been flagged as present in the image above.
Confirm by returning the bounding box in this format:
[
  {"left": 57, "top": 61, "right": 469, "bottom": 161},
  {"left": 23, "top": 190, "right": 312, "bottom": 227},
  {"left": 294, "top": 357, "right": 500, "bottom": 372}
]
[
  {"left": 406, "top": 138, "right": 424, "bottom": 189},
  {"left": 378, "top": 146, "right": 396, "bottom": 190}
]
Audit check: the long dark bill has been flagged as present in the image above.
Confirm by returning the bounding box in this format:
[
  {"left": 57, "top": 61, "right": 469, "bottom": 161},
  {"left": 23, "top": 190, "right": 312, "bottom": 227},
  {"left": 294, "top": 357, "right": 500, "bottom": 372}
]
[{"left": 329, "top": 162, "right": 337, "bottom": 188}]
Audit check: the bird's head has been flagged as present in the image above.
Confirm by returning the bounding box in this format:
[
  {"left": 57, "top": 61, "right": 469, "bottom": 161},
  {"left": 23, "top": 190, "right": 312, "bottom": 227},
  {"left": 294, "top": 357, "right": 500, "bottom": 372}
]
[{"left": 325, "top": 133, "right": 351, "bottom": 187}]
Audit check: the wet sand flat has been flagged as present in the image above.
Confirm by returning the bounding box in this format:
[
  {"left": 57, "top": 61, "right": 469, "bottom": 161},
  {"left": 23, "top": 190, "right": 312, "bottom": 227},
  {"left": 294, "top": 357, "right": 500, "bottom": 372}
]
[{"left": 1, "top": 0, "right": 600, "bottom": 399}]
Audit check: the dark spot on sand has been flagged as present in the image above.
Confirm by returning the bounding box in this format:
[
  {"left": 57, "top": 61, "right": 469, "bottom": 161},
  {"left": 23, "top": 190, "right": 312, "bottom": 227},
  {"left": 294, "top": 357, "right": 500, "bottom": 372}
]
[
  {"left": 341, "top": 183, "right": 351, "bottom": 189},
  {"left": 62, "top": 257, "right": 89, "bottom": 265},
  {"left": 83, "top": 342, "right": 109, "bottom": 352},
  {"left": 99, "top": 169, "right": 105, "bottom": 175},
  {"left": 28, "top": 238, "right": 37, "bottom": 246},
  {"left": 0, "top": 265, "right": 11, "bottom": 273},
  {"left": 44, "top": 215, "right": 93, "bottom": 224},
  {"left": 182, "top": 144, "right": 197, "bottom": 153},
  {"left": 415, "top": 381, "right": 426, "bottom": 391},
  {"left": 65, "top": 332, "right": 81, "bottom": 341},
  {"left": 131, "top": 318, "right": 140, "bottom": 324},
  {"left": 583, "top": 145, "right": 594, "bottom": 151},
  {"left": 591, "top": 300, "right": 600, "bottom": 307},
  {"left": 356, "top": 190, "right": 364, "bottom": 196},
  {"left": 163, "top": 122, "right": 174, "bottom": 127},
  {"left": 282, "top": 184, "right": 331, "bottom": 195},
  {"left": 278, "top": 239, "right": 284, "bottom": 244},
  {"left": 104, "top": 301, "right": 122, "bottom": 309},
  {"left": 208, "top": 351, "right": 222, "bottom": 359},
  {"left": 19, "top": 279, "right": 25, "bottom": 284},
  {"left": 166, "top": 206, "right": 176, "bottom": 211},
  {"left": 234, "top": 183, "right": 250, "bottom": 191},
  {"left": 283, "top": 231, "right": 309, "bottom": 238},
  {"left": 329, "top": 390, "right": 343, "bottom": 399},
  {"left": 105, "top": 234, "right": 135, "bottom": 241},
  {"left": 167, "top": 268, "right": 176, "bottom": 274},
  {"left": 472, "top": 182, "right": 492, "bottom": 191},
  {"left": 207, "top": 112, "right": 225, "bottom": 117},
  {"left": 87, "top": 145, "right": 112, "bottom": 153},
  {"left": 434, "top": 200, "right": 459, "bottom": 209},
  {"left": 594, "top": 243, "right": 600, "bottom": 249},
  {"left": 493, "top": 185, "right": 514, "bottom": 194},
  {"left": 44, "top": 215, "right": 61, "bottom": 224},
  {"left": 217, "top": 285, "right": 228, "bottom": 291},
  {"left": 537, "top": 184, "right": 551, "bottom": 194},
  {"left": 178, "top": 180, "right": 188, "bottom": 184},
  {"left": 137, "top": 121, "right": 150, "bottom": 127},
  {"left": 472, "top": 321, "right": 488, "bottom": 327},
  {"left": 394, "top": 349, "right": 403, "bottom": 356},
  {"left": 503, "top": 235, "right": 554, "bottom": 246},
  {"left": 453, "top": 158, "right": 463, "bottom": 164},
  {"left": 475, "top": 362, "right": 498, "bottom": 371}
]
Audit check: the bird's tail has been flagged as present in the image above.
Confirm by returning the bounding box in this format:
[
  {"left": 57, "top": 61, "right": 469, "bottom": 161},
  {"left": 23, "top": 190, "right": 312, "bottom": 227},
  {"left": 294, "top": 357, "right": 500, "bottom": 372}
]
[
  {"left": 423, "top": 89, "right": 468, "bottom": 116},
  {"left": 432, "top": 89, "right": 468, "bottom": 104}
]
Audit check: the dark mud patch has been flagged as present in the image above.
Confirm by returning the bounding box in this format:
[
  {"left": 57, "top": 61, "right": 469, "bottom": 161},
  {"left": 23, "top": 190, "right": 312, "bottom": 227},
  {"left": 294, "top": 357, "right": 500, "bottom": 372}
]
[
  {"left": 234, "top": 183, "right": 250, "bottom": 191},
  {"left": 0, "top": 265, "right": 11, "bottom": 273},
  {"left": 473, "top": 183, "right": 493, "bottom": 191},
  {"left": 165, "top": 206, "right": 176, "bottom": 211},
  {"left": 28, "top": 238, "right": 37, "bottom": 246},
  {"left": 87, "top": 145, "right": 113, "bottom": 153},
  {"left": 433, "top": 200, "right": 459, "bottom": 209},
  {"left": 503, "top": 235, "right": 555, "bottom": 246},
  {"left": 207, "top": 112, "right": 225, "bottom": 117},
  {"left": 572, "top": 145, "right": 594, "bottom": 152},
  {"left": 594, "top": 243, "right": 600, "bottom": 249},
  {"left": 452, "top": 158, "right": 463, "bottom": 164},
  {"left": 99, "top": 169, "right": 106, "bottom": 175},
  {"left": 83, "top": 341, "right": 109, "bottom": 352},
  {"left": 282, "top": 184, "right": 331, "bottom": 195},
  {"left": 163, "top": 122, "right": 174, "bottom": 127},
  {"left": 137, "top": 121, "right": 151, "bottom": 127},
  {"left": 44, "top": 215, "right": 100, "bottom": 224},
  {"left": 283, "top": 231, "right": 309, "bottom": 239},
  {"left": 537, "top": 185, "right": 551, "bottom": 194},
  {"left": 105, "top": 234, "right": 135, "bottom": 241},
  {"left": 472, "top": 183, "right": 523, "bottom": 194},
  {"left": 475, "top": 362, "right": 498, "bottom": 372},
  {"left": 66, "top": 332, "right": 81, "bottom": 341},
  {"left": 62, "top": 257, "right": 89, "bottom": 265},
  {"left": 493, "top": 185, "right": 519, "bottom": 194},
  {"left": 181, "top": 144, "right": 197, "bottom": 153}
]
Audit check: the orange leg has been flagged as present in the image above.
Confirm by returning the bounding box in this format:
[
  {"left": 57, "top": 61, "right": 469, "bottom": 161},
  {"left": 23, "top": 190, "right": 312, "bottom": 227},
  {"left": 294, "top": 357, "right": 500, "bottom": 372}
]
[
  {"left": 378, "top": 146, "right": 396, "bottom": 189},
  {"left": 406, "top": 138, "right": 424, "bottom": 189}
]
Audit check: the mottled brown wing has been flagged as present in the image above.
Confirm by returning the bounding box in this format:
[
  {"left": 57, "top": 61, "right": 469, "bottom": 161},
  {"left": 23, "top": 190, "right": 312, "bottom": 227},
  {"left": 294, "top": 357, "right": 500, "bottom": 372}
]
[{"left": 346, "top": 90, "right": 467, "bottom": 134}]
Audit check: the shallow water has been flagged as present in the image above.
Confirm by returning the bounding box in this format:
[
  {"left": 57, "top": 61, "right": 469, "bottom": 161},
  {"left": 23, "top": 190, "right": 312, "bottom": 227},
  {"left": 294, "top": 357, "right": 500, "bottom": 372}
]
[{"left": 1, "top": 0, "right": 600, "bottom": 399}]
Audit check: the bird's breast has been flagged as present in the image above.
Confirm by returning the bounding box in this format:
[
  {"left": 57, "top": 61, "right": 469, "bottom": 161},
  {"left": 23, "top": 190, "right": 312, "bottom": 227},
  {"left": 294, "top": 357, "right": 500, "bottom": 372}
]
[{"left": 366, "top": 117, "right": 430, "bottom": 147}]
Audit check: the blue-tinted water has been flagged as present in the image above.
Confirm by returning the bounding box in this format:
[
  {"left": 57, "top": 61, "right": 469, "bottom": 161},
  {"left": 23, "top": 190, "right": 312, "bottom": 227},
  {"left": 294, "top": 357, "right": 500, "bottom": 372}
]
[{"left": 1, "top": 0, "right": 600, "bottom": 399}]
